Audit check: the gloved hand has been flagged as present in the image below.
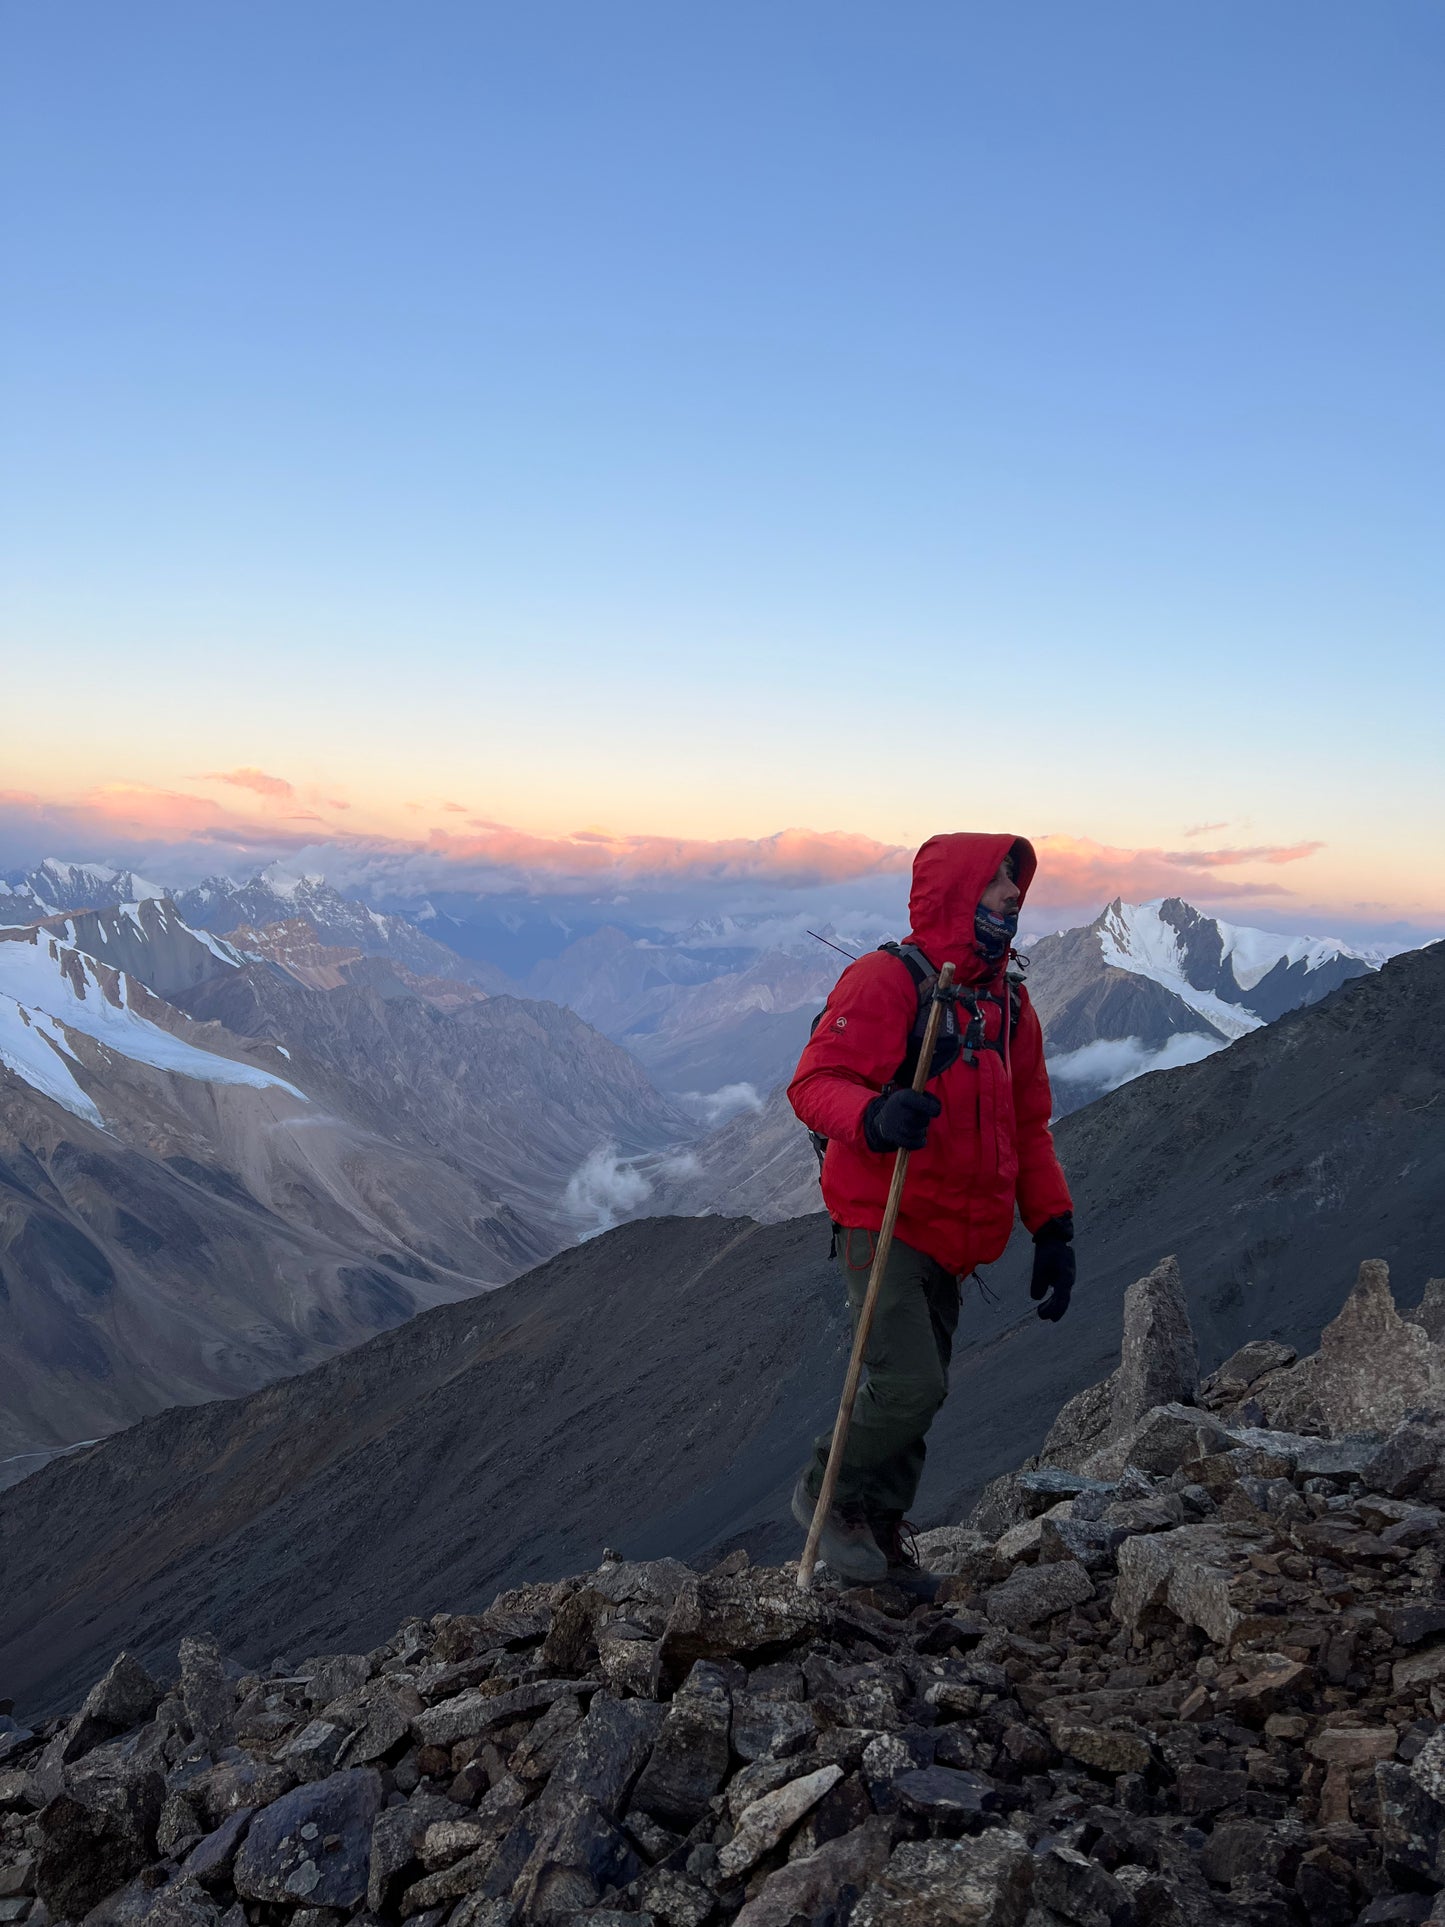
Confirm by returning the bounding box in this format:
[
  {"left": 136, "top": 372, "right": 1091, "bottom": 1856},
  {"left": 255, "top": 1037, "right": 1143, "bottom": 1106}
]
[
  {"left": 863, "top": 1088, "right": 941, "bottom": 1153},
  {"left": 1030, "top": 1214, "right": 1075, "bottom": 1323}
]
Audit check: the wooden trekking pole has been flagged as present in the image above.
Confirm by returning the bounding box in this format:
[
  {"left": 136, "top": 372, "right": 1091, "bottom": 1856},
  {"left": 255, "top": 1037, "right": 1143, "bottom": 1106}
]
[{"left": 797, "top": 960, "right": 957, "bottom": 1591}]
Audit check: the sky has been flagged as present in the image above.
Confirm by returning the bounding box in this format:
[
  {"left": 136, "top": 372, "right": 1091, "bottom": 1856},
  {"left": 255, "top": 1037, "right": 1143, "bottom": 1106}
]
[{"left": 3, "top": 2, "right": 1442, "bottom": 943}]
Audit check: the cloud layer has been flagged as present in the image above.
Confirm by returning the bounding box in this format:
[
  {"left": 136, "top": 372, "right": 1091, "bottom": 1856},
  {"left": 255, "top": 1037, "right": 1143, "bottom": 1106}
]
[{"left": 2, "top": 779, "right": 1431, "bottom": 946}]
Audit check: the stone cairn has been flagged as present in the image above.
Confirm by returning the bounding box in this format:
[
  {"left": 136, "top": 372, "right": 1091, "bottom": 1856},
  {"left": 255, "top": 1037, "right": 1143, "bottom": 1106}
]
[{"left": 4, "top": 1259, "right": 1445, "bottom": 1927}]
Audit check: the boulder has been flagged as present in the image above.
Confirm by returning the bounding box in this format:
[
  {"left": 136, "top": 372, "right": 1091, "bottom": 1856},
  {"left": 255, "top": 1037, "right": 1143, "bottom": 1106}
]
[
  {"left": 629, "top": 1660, "right": 735, "bottom": 1824},
  {"left": 1113, "top": 1523, "right": 1260, "bottom": 1647},
  {"left": 33, "top": 1761, "right": 165, "bottom": 1917},
  {"left": 510, "top": 1793, "right": 640, "bottom": 1920},
  {"left": 178, "top": 1637, "right": 233, "bottom": 1750},
  {"left": 1201, "top": 1339, "right": 1297, "bottom": 1403},
  {"left": 715, "top": 1764, "right": 842, "bottom": 1880},
  {"left": 851, "top": 1830, "right": 1035, "bottom": 1926},
  {"left": 732, "top": 1816, "right": 891, "bottom": 1927},
  {"left": 231, "top": 1767, "right": 383, "bottom": 1909},
  {"left": 366, "top": 1793, "right": 459, "bottom": 1912},
  {"left": 1112, "top": 1255, "right": 1198, "bottom": 1428},
  {"left": 1404, "top": 1277, "right": 1445, "bottom": 1344},
  {"left": 1033, "top": 1843, "right": 1135, "bottom": 1927},
  {"left": 1360, "top": 1416, "right": 1445, "bottom": 1500},
  {"left": 1256, "top": 1259, "right": 1445, "bottom": 1434},
  {"left": 660, "top": 1568, "right": 824, "bottom": 1680},
  {"left": 983, "top": 1559, "right": 1093, "bottom": 1631},
  {"left": 1085, "top": 1403, "right": 1228, "bottom": 1480},
  {"left": 412, "top": 1679, "right": 581, "bottom": 1748},
  {"left": 61, "top": 1653, "right": 163, "bottom": 1763},
  {"left": 178, "top": 1808, "right": 254, "bottom": 1888}
]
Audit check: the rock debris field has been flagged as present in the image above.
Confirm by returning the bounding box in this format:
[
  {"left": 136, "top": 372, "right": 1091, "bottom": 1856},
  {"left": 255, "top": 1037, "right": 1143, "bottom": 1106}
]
[{"left": 4, "top": 1256, "right": 1445, "bottom": 1927}]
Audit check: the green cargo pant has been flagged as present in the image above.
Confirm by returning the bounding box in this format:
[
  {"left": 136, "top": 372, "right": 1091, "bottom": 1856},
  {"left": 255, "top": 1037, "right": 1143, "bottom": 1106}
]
[{"left": 803, "top": 1227, "right": 960, "bottom": 1516}]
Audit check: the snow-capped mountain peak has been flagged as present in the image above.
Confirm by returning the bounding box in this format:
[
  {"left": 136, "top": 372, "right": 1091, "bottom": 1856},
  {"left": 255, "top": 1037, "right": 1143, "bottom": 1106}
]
[
  {"left": 1095, "top": 896, "right": 1379, "bottom": 1026},
  {"left": 2, "top": 858, "right": 169, "bottom": 921}
]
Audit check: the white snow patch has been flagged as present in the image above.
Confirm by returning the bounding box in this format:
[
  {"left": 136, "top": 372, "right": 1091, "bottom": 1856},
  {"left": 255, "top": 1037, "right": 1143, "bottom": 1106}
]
[
  {"left": 1049, "top": 1031, "right": 1226, "bottom": 1094},
  {"left": 0, "top": 931, "right": 306, "bottom": 1123}
]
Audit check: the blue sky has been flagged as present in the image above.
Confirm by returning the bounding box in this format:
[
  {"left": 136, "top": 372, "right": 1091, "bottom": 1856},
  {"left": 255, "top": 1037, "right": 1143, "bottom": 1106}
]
[{"left": 3, "top": 3, "right": 1442, "bottom": 938}]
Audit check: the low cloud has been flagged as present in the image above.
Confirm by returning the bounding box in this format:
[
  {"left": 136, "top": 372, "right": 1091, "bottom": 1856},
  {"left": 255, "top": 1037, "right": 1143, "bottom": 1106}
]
[
  {"left": 3, "top": 787, "right": 1425, "bottom": 948},
  {"left": 1027, "top": 834, "right": 1323, "bottom": 913},
  {"left": 679, "top": 1082, "right": 768, "bottom": 1129},
  {"left": 1049, "top": 1031, "right": 1225, "bottom": 1093},
  {"left": 206, "top": 768, "right": 295, "bottom": 800},
  {"left": 563, "top": 1141, "right": 653, "bottom": 1238}
]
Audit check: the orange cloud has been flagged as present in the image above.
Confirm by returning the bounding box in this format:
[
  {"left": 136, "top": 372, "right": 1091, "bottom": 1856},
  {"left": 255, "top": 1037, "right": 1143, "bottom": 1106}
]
[
  {"left": 1027, "top": 834, "right": 1323, "bottom": 909},
  {"left": 0, "top": 786, "right": 1376, "bottom": 925},
  {"left": 205, "top": 767, "right": 295, "bottom": 800},
  {"left": 421, "top": 822, "right": 912, "bottom": 888}
]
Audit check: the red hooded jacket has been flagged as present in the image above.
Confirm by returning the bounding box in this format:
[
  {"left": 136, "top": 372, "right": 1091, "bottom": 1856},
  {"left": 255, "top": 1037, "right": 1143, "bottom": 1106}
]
[{"left": 787, "top": 832, "right": 1072, "bottom": 1277}]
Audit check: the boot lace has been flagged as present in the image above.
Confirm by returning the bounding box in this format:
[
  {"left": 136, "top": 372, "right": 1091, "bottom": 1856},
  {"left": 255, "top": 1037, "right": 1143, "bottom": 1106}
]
[{"left": 874, "top": 1516, "right": 921, "bottom": 1570}]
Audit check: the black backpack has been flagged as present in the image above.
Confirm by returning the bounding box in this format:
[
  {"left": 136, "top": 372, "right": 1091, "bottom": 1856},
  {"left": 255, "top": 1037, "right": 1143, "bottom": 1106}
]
[{"left": 805, "top": 942, "right": 1024, "bottom": 1176}]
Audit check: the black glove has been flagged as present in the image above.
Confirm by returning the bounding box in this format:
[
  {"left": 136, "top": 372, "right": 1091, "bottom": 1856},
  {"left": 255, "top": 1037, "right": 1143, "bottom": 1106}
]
[
  {"left": 863, "top": 1088, "right": 941, "bottom": 1153},
  {"left": 1030, "top": 1214, "right": 1075, "bottom": 1323}
]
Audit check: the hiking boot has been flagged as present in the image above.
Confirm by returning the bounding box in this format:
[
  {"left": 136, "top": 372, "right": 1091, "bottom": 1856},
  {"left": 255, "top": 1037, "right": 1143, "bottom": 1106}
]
[
  {"left": 869, "top": 1511, "right": 941, "bottom": 1600},
  {"left": 790, "top": 1475, "right": 888, "bottom": 1583}
]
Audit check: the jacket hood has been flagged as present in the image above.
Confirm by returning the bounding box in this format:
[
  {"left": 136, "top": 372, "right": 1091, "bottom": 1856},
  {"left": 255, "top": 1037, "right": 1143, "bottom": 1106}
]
[{"left": 905, "top": 832, "right": 1037, "bottom": 983}]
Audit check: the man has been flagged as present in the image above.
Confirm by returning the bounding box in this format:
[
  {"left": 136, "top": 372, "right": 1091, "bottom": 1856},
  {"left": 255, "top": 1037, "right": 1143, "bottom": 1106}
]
[{"left": 787, "top": 831, "right": 1074, "bottom": 1586}]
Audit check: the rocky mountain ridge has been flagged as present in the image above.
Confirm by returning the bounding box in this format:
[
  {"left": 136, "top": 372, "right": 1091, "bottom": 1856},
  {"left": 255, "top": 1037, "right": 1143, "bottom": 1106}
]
[
  {"left": 1, "top": 939, "right": 1438, "bottom": 1713},
  {"left": 3, "top": 1256, "right": 1445, "bottom": 1925}
]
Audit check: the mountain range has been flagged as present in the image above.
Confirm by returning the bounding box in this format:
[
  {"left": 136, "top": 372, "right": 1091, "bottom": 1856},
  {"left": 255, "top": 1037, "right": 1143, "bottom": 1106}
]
[
  {"left": 0, "top": 890, "right": 687, "bottom": 1477},
  {"left": 3, "top": 935, "right": 1438, "bottom": 1716}
]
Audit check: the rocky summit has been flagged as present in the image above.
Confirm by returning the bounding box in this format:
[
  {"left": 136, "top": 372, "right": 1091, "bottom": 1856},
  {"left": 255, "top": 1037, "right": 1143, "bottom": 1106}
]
[{"left": 4, "top": 1258, "right": 1445, "bottom": 1925}]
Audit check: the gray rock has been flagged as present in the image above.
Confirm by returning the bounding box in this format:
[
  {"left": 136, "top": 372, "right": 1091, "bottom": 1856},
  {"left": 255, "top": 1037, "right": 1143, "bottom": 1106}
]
[
  {"left": 1040, "top": 1376, "right": 1119, "bottom": 1474},
  {"left": 1086, "top": 1404, "right": 1227, "bottom": 1480},
  {"left": 1017, "top": 1469, "right": 1120, "bottom": 1507},
  {"left": 912, "top": 1525, "right": 996, "bottom": 1579},
  {"left": 1038, "top": 1516, "right": 1126, "bottom": 1571},
  {"left": 178, "top": 1639, "right": 233, "bottom": 1750},
  {"left": 1404, "top": 1278, "right": 1445, "bottom": 1344},
  {"left": 232, "top": 1767, "right": 383, "bottom": 1909},
  {"left": 137, "top": 1878, "right": 223, "bottom": 1927},
  {"left": 984, "top": 1559, "right": 1094, "bottom": 1631},
  {"left": 61, "top": 1655, "right": 163, "bottom": 1764},
  {"left": 178, "top": 1809, "right": 253, "bottom": 1888},
  {"left": 1032, "top": 1844, "right": 1134, "bottom": 1927},
  {"left": 1112, "top": 1255, "right": 1198, "bottom": 1429},
  {"left": 511, "top": 1793, "right": 640, "bottom": 1920},
  {"left": 1360, "top": 1417, "right": 1445, "bottom": 1498},
  {"left": 732, "top": 1817, "right": 892, "bottom": 1927},
  {"left": 510, "top": 1693, "right": 585, "bottom": 1781},
  {"left": 891, "top": 1765, "right": 1000, "bottom": 1824},
  {"left": 33, "top": 1761, "right": 165, "bottom": 1917},
  {"left": 549, "top": 1692, "right": 664, "bottom": 1818},
  {"left": 1376, "top": 1759, "right": 1445, "bottom": 1884},
  {"left": 274, "top": 1719, "right": 348, "bottom": 1781},
  {"left": 367, "top": 1793, "right": 457, "bottom": 1912},
  {"left": 851, "top": 1830, "right": 1035, "bottom": 1926},
  {"left": 729, "top": 1694, "right": 816, "bottom": 1763},
  {"left": 192, "top": 1753, "right": 296, "bottom": 1828},
  {"left": 715, "top": 1764, "right": 842, "bottom": 1881},
  {"left": 1112, "top": 1523, "right": 1258, "bottom": 1646},
  {"left": 304, "top": 1654, "right": 371, "bottom": 1707},
  {"left": 412, "top": 1679, "right": 580, "bottom": 1748},
  {"left": 660, "top": 1569, "right": 824, "bottom": 1681},
  {"left": 1257, "top": 1259, "right": 1445, "bottom": 1434},
  {"left": 630, "top": 1661, "right": 735, "bottom": 1824}
]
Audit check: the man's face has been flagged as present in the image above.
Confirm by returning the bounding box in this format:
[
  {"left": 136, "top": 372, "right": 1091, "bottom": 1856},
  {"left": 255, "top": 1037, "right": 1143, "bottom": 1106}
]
[{"left": 979, "top": 860, "right": 1021, "bottom": 917}]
